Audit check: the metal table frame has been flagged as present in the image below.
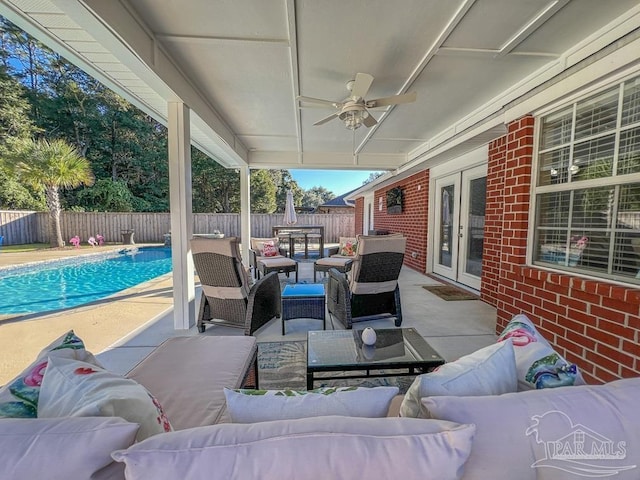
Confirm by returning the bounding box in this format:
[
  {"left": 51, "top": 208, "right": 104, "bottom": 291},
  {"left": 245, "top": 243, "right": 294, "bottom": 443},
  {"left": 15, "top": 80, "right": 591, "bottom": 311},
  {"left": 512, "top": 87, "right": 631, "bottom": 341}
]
[
  {"left": 306, "top": 328, "right": 444, "bottom": 390},
  {"left": 272, "top": 225, "right": 324, "bottom": 259}
]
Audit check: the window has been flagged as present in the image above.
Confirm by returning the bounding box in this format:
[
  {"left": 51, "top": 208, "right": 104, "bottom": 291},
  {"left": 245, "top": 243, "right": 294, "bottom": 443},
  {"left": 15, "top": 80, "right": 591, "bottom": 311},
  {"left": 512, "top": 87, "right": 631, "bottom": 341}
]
[{"left": 533, "top": 75, "right": 640, "bottom": 284}]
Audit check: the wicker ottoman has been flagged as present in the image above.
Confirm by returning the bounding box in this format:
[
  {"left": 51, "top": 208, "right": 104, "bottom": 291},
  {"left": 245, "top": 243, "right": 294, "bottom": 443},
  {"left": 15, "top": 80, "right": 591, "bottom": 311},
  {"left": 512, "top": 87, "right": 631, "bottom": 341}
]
[
  {"left": 281, "top": 283, "right": 325, "bottom": 335},
  {"left": 313, "top": 257, "right": 353, "bottom": 282},
  {"left": 257, "top": 257, "right": 298, "bottom": 282}
]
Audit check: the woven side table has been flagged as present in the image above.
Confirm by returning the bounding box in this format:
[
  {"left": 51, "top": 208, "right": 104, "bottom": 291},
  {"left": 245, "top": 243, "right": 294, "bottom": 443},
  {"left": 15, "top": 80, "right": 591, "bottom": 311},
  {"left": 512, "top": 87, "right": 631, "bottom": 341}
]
[{"left": 281, "top": 283, "right": 325, "bottom": 335}]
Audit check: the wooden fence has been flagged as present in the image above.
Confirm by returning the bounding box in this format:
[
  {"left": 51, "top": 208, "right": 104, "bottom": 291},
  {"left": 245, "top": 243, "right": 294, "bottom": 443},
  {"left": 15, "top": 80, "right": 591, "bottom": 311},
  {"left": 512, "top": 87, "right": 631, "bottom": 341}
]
[{"left": 0, "top": 211, "right": 354, "bottom": 245}]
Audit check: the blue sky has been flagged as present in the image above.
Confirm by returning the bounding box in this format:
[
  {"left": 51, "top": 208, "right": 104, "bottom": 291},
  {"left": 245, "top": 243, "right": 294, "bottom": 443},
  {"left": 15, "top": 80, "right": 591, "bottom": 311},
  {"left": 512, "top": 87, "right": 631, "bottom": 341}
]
[{"left": 290, "top": 170, "right": 382, "bottom": 196}]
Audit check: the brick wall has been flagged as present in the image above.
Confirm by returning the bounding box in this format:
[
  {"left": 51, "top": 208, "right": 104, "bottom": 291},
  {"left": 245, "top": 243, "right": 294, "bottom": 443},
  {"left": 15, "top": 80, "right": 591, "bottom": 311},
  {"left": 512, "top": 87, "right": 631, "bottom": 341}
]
[
  {"left": 373, "top": 171, "right": 429, "bottom": 272},
  {"left": 484, "top": 115, "right": 640, "bottom": 383}
]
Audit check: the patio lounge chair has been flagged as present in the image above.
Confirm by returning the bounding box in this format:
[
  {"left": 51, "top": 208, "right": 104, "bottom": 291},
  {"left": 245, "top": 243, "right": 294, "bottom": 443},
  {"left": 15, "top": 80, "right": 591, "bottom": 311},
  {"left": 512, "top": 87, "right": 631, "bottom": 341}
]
[
  {"left": 191, "top": 236, "right": 281, "bottom": 334},
  {"left": 326, "top": 234, "right": 406, "bottom": 329},
  {"left": 248, "top": 237, "right": 288, "bottom": 275}
]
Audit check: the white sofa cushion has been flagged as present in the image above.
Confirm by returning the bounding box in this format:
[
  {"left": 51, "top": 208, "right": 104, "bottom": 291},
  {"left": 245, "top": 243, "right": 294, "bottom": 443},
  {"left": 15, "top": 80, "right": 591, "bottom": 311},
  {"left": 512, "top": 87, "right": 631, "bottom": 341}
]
[
  {"left": 498, "top": 314, "right": 585, "bottom": 390},
  {"left": 423, "top": 377, "right": 640, "bottom": 480},
  {"left": 224, "top": 386, "right": 399, "bottom": 422},
  {"left": 0, "top": 416, "right": 138, "bottom": 480},
  {"left": 400, "top": 340, "right": 517, "bottom": 418},
  {"left": 38, "top": 356, "right": 172, "bottom": 441},
  {"left": 112, "top": 416, "right": 476, "bottom": 480},
  {"left": 0, "top": 330, "right": 101, "bottom": 418}
]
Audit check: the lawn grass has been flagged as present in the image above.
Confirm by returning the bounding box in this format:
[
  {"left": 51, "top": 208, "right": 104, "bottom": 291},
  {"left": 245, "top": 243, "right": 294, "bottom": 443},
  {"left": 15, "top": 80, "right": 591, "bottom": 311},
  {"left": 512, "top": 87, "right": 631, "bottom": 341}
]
[
  {"left": 1, "top": 243, "right": 53, "bottom": 253},
  {"left": 1, "top": 243, "right": 121, "bottom": 253},
  {"left": 0, "top": 243, "right": 101, "bottom": 253}
]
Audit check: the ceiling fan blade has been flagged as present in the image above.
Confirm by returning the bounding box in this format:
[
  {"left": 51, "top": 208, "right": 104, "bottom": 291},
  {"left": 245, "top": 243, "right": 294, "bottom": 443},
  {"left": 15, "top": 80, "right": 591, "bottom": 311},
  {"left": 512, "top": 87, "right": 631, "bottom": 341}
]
[
  {"left": 362, "top": 112, "right": 378, "bottom": 128},
  {"left": 297, "top": 96, "right": 339, "bottom": 108},
  {"left": 350, "top": 73, "right": 374, "bottom": 99},
  {"left": 313, "top": 112, "right": 339, "bottom": 126},
  {"left": 366, "top": 91, "right": 417, "bottom": 108}
]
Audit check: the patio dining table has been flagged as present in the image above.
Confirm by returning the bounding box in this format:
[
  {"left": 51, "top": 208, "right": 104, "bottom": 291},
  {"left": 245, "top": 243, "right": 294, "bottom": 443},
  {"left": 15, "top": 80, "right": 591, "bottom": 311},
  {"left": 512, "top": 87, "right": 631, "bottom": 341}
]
[{"left": 272, "top": 225, "right": 324, "bottom": 259}]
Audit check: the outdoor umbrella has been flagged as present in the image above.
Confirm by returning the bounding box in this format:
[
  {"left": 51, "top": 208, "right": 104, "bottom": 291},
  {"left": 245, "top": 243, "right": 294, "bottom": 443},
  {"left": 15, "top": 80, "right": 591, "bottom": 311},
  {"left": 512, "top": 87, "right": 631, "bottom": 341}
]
[{"left": 284, "top": 190, "right": 297, "bottom": 225}]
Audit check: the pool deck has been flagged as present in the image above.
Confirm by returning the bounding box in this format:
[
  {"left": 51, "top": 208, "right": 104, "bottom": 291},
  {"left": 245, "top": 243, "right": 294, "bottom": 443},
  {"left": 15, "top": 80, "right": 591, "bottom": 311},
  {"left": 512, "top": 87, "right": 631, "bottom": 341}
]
[{"left": 0, "top": 245, "right": 175, "bottom": 384}]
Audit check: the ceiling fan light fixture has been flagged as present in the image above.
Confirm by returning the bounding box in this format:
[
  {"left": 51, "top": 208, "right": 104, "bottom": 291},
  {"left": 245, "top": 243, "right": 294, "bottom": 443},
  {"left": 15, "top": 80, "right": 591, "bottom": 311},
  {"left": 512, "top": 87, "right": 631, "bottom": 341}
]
[{"left": 339, "top": 109, "right": 364, "bottom": 130}]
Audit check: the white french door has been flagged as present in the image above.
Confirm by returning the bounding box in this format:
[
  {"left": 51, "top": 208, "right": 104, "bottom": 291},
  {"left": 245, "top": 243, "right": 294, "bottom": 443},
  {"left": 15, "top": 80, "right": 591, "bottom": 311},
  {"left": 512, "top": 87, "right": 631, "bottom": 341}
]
[{"left": 432, "top": 165, "right": 486, "bottom": 290}]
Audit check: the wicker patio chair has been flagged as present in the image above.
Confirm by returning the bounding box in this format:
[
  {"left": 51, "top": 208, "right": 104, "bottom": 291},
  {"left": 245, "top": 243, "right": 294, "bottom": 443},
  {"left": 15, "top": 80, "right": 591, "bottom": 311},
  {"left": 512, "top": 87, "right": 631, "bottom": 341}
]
[
  {"left": 327, "top": 234, "right": 406, "bottom": 329},
  {"left": 248, "top": 237, "right": 288, "bottom": 277},
  {"left": 191, "top": 236, "right": 281, "bottom": 335}
]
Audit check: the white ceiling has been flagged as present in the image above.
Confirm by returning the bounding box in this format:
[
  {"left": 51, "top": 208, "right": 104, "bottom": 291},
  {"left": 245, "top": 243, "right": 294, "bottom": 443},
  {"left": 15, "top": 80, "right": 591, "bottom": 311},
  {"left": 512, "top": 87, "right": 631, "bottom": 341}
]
[{"left": 2, "top": 0, "right": 640, "bottom": 174}]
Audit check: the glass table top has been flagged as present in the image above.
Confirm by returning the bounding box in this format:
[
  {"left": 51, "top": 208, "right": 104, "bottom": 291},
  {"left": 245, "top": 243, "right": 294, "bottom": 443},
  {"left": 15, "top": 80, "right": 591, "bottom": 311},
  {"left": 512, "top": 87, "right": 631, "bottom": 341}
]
[
  {"left": 307, "top": 328, "right": 444, "bottom": 369},
  {"left": 282, "top": 283, "right": 325, "bottom": 298}
]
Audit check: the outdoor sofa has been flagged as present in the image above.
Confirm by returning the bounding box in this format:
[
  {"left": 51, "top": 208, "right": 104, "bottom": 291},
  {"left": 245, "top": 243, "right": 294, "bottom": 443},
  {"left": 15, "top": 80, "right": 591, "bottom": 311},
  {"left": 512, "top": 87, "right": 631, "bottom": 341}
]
[{"left": 1, "top": 315, "right": 640, "bottom": 479}]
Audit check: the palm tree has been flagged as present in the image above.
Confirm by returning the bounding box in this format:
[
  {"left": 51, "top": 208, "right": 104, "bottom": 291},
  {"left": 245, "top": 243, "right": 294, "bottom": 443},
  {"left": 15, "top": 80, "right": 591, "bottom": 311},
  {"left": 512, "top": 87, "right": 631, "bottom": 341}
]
[{"left": 14, "top": 138, "right": 94, "bottom": 247}]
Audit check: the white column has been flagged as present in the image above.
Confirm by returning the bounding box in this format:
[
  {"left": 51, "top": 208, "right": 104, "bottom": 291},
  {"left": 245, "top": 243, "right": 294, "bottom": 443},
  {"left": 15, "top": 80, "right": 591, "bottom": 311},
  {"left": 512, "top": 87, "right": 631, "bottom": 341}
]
[
  {"left": 168, "top": 102, "right": 195, "bottom": 330},
  {"left": 239, "top": 166, "right": 251, "bottom": 266}
]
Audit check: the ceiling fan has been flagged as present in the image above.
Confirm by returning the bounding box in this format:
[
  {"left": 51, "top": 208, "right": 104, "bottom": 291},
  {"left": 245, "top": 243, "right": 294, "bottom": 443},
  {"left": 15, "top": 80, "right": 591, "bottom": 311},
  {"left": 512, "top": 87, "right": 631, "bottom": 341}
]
[{"left": 297, "top": 73, "right": 417, "bottom": 130}]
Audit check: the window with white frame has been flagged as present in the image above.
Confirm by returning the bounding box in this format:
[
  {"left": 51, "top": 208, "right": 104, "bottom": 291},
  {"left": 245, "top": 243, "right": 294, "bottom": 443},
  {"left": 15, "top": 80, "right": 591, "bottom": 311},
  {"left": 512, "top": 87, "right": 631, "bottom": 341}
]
[{"left": 533, "top": 74, "right": 640, "bottom": 284}]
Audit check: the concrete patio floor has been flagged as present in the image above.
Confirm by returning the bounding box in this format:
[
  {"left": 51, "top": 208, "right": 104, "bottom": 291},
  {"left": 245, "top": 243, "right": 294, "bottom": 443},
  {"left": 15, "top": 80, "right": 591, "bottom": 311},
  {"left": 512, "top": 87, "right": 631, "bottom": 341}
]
[
  {"left": 97, "top": 260, "right": 498, "bottom": 376},
  {"left": 0, "top": 247, "right": 498, "bottom": 383}
]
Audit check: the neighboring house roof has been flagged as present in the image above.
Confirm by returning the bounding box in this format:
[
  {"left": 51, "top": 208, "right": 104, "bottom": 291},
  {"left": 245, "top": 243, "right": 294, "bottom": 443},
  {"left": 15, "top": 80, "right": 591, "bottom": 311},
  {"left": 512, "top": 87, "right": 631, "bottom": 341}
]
[{"left": 319, "top": 188, "right": 359, "bottom": 209}]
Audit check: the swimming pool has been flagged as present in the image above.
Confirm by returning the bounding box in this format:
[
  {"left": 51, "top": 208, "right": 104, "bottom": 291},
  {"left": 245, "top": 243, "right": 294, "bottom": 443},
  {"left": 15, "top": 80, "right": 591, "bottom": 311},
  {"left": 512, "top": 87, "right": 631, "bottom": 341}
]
[{"left": 0, "top": 247, "right": 172, "bottom": 316}]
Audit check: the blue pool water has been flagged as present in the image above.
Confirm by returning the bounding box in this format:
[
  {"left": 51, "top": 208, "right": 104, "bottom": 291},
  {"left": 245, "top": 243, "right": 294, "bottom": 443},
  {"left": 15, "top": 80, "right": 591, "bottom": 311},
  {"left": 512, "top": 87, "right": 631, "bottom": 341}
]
[{"left": 0, "top": 247, "right": 172, "bottom": 316}]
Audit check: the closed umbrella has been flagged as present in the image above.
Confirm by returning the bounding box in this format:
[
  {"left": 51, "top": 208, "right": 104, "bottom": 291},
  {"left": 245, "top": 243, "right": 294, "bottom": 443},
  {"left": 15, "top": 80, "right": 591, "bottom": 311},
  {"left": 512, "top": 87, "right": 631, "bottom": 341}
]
[{"left": 284, "top": 190, "right": 297, "bottom": 225}]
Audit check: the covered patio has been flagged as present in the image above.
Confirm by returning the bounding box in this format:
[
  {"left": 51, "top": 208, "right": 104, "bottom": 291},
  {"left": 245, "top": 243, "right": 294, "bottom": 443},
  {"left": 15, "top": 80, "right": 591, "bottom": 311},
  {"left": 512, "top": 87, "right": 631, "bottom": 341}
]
[{"left": 1, "top": 0, "right": 639, "bottom": 383}]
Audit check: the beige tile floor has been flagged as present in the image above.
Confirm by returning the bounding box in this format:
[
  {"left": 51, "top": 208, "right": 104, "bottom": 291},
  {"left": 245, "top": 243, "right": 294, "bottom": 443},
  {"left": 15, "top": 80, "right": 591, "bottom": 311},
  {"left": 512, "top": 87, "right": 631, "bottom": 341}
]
[{"left": 0, "top": 246, "right": 498, "bottom": 383}]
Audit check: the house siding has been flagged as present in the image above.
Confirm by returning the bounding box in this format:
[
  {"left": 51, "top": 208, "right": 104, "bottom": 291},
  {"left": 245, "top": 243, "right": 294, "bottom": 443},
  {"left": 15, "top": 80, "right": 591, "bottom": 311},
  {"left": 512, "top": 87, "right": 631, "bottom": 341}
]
[{"left": 485, "top": 115, "right": 640, "bottom": 384}]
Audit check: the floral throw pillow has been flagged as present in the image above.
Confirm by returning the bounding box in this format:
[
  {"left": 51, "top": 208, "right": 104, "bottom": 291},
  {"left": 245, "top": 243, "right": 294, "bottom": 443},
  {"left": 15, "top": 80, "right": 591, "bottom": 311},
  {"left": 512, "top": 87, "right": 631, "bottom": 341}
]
[
  {"left": 497, "top": 314, "right": 585, "bottom": 390},
  {"left": 38, "top": 356, "right": 172, "bottom": 442},
  {"left": 262, "top": 241, "right": 278, "bottom": 257},
  {"left": 0, "top": 330, "right": 101, "bottom": 418},
  {"left": 339, "top": 237, "right": 358, "bottom": 256}
]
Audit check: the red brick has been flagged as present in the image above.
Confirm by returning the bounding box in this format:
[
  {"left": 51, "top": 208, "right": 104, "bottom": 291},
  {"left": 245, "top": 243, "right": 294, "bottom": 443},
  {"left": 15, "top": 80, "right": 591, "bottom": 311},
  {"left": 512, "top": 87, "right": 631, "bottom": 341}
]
[
  {"left": 596, "top": 343, "right": 634, "bottom": 367},
  {"left": 593, "top": 366, "right": 620, "bottom": 383},
  {"left": 591, "top": 305, "right": 627, "bottom": 323},
  {"left": 597, "top": 318, "right": 633, "bottom": 339},
  {"left": 601, "top": 297, "right": 640, "bottom": 316},
  {"left": 586, "top": 326, "right": 621, "bottom": 348},
  {"left": 585, "top": 350, "right": 621, "bottom": 375}
]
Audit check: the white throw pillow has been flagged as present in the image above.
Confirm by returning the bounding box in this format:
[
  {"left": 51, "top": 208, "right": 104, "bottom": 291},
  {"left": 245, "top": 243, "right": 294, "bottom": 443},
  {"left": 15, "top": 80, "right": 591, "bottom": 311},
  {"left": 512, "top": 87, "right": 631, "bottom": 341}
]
[
  {"left": 38, "top": 356, "right": 172, "bottom": 441},
  {"left": 0, "top": 330, "right": 101, "bottom": 418},
  {"left": 423, "top": 377, "right": 640, "bottom": 480},
  {"left": 112, "top": 416, "right": 476, "bottom": 480},
  {"left": 400, "top": 340, "right": 517, "bottom": 418},
  {"left": 498, "top": 314, "right": 585, "bottom": 390},
  {"left": 0, "top": 416, "right": 138, "bottom": 480},
  {"left": 224, "top": 386, "right": 399, "bottom": 423}
]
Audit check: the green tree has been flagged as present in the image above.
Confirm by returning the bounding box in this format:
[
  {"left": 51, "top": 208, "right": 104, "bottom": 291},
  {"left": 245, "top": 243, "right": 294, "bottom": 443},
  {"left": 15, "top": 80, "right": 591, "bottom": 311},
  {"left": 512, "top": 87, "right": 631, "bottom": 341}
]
[
  {"left": 250, "top": 169, "right": 277, "bottom": 213},
  {"left": 250, "top": 170, "right": 276, "bottom": 213},
  {"left": 266, "top": 169, "right": 304, "bottom": 212},
  {"left": 12, "top": 138, "right": 94, "bottom": 247},
  {"left": 0, "top": 64, "right": 44, "bottom": 209},
  {"left": 75, "top": 179, "right": 134, "bottom": 212},
  {"left": 302, "top": 186, "right": 334, "bottom": 209},
  {"left": 362, "top": 171, "right": 384, "bottom": 184},
  {"left": 192, "top": 149, "right": 239, "bottom": 213}
]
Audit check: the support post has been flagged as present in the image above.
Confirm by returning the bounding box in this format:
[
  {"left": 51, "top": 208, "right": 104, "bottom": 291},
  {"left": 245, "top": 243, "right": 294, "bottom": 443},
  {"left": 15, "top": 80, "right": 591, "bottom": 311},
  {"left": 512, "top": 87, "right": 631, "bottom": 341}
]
[
  {"left": 168, "top": 102, "right": 195, "bottom": 330},
  {"left": 239, "top": 166, "right": 251, "bottom": 266}
]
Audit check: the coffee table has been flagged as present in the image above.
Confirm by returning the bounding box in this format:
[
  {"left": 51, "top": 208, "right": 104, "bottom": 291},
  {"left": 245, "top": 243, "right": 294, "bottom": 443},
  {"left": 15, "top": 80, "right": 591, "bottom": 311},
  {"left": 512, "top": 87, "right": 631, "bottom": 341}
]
[
  {"left": 281, "top": 283, "right": 325, "bottom": 335},
  {"left": 306, "top": 328, "right": 444, "bottom": 390}
]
